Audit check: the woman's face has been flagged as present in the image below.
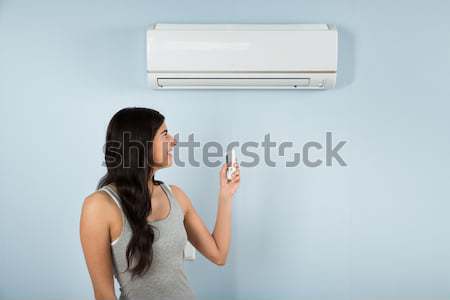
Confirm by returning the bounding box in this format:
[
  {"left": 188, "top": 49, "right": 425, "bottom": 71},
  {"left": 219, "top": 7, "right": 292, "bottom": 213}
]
[{"left": 152, "top": 122, "right": 176, "bottom": 169}]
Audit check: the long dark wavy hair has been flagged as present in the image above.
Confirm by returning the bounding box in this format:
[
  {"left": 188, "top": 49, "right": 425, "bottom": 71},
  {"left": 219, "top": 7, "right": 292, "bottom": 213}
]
[{"left": 97, "top": 107, "right": 165, "bottom": 278}]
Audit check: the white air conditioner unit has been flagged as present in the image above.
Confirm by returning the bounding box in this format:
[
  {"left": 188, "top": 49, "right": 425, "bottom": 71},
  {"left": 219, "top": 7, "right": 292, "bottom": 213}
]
[{"left": 147, "top": 24, "right": 338, "bottom": 89}]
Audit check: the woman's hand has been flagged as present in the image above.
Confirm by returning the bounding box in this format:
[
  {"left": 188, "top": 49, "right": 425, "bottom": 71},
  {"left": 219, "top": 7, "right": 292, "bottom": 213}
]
[{"left": 219, "top": 162, "right": 240, "bottom": 200}]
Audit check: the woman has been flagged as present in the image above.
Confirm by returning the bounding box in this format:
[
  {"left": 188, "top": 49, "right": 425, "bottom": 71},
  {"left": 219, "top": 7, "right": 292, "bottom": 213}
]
[{"left": 80, "top": 107, "right": 240, "bottom": 300}]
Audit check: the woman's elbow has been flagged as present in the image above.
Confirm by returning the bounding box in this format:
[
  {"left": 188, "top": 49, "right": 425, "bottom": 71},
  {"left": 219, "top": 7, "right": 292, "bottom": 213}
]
[
  {"left": 94, "top": 288, "right": 116, "bottom": 300},
  {"left": 214, "top": 255, "right": 227, "bottom": 266}
]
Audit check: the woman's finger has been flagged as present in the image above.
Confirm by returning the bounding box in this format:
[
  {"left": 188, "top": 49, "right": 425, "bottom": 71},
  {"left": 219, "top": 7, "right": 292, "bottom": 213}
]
[
  {"left": 233, "top": 173, "right": 240, "bottom": 181},
  {"left": 220, "top": 163, "right": 227, "bottom": 178}
]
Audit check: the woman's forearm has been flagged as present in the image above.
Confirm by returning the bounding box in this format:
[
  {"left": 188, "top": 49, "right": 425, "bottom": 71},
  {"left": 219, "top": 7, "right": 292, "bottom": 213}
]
[{"left": 211, "top": 194, "right": 233, "bottom": 265}]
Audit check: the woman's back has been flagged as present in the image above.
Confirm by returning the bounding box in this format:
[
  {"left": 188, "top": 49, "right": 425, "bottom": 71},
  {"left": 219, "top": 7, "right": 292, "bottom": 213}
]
[{"left": 99, "top": 182, "right": 196, "bottom": 300}]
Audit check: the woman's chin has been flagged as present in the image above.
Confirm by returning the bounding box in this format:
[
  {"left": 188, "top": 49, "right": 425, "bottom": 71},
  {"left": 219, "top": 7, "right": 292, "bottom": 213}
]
[
  {"left": 153, "top": 155, "right": 173, "bottom": 169},
  {"left": 166, "top": 157, "right": 173, "bottom": 167},
  {"left": 163, "top": 154, "right": 173, "bottom": 168}
]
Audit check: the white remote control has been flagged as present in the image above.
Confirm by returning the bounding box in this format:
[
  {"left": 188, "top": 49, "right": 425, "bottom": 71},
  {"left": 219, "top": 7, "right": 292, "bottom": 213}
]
[{"left": 226, "top": 148, "right": 237, "bottom": 182}]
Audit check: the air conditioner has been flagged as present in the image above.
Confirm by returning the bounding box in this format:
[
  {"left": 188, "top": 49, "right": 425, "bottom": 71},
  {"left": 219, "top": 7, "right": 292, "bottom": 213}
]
[{"left": 146, "top": 24, "right": 338, "bottom": 89}]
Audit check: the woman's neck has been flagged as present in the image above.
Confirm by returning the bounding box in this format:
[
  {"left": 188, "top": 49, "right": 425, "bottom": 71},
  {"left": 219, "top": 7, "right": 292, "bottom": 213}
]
[{"left": 147, "top": 178, "right": 156, "bottom": 193}]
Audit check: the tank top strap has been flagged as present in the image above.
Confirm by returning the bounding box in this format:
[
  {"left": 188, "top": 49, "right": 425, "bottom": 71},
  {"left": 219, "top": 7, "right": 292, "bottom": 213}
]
[
  {"left": 99, "top": 185, "right": 127, "bottom": 224},
  {"left": 160, "top": 182, "right": 184, "bottom": 218},
  {"left": 99, "top": 185, "right": 123, "bottom": 209},
  {"left": 160, "top": 182, "right": 172, "bottom": 193}
]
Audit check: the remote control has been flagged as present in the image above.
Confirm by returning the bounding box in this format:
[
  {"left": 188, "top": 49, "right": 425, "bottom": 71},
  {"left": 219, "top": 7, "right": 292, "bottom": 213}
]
[{"left": 226, "top": 148, "right": 237, "bottom": 182}]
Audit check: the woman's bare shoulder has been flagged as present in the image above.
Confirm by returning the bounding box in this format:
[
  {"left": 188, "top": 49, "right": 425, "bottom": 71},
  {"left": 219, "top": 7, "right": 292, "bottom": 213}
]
[{"left": 81, "top": 189, "right": 119, "bottom": 222}]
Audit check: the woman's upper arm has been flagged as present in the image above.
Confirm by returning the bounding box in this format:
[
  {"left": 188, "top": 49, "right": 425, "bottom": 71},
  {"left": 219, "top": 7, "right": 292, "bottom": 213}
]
[
  {"left": 80, "top": 192, "right": 116, "bottom": 300},
  {"left": 170, "top": 185, "right": 222, "bottom": 265}
]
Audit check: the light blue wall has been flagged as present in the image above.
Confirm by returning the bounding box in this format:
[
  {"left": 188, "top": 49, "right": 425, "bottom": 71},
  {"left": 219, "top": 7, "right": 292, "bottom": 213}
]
[{"left": 1, "top": 0, "right": 449, "bottom": 299}]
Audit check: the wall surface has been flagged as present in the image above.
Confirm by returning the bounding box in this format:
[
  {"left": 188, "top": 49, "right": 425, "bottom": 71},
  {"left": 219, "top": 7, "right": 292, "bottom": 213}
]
[{"left": 1, "top": 0, "right": 449, "bottom": 299}]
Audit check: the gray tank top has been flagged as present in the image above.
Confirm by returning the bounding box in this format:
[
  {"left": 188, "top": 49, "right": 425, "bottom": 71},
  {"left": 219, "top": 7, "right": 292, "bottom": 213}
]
[{"left": 99, "top": 182, "right": 197, "bottom": 300}]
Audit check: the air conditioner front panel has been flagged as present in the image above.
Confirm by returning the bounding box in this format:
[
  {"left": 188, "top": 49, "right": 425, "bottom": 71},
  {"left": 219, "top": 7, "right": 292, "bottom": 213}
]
[
  {"left": 147, "top": 25, "right": 337, "bottom": 72},
  {"left": 146, "top": 24, "right": 338, "bottom": 89}
]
